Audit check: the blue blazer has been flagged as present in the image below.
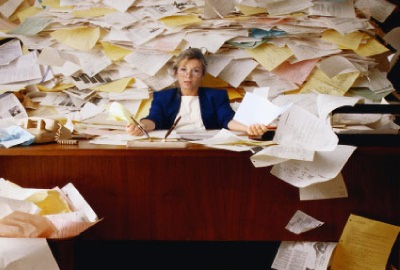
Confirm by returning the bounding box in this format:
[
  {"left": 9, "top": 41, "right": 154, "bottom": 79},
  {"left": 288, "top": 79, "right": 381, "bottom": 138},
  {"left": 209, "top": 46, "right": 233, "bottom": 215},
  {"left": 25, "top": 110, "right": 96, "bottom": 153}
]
[{"left": 142, "top": 87, "right": 235, "bottom": 130}]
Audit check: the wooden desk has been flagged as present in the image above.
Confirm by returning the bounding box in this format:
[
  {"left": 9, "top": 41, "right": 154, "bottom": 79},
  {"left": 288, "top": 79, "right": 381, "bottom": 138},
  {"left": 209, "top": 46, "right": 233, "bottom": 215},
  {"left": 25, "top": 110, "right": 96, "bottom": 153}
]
[{"left": 0, "top": 141, "right": 398, "bottom": 242}]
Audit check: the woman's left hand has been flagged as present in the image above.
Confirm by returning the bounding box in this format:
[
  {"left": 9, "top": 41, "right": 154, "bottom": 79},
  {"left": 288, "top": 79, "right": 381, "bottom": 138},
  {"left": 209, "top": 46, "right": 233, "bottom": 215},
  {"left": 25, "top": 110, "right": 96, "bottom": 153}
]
[{"left": 247, "top": 124, "right": 268, "bottom": 136}]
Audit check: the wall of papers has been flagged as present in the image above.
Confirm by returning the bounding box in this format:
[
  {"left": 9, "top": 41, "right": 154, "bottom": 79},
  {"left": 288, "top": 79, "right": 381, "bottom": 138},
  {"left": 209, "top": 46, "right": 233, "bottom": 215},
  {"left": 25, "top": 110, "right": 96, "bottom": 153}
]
[{"left": 0, "top": 0, "right": 398, "bottom": 133}]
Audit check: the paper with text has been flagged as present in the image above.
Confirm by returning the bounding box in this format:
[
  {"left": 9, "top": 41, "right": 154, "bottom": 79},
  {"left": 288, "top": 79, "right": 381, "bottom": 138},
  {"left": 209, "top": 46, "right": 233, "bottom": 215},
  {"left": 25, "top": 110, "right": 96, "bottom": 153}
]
[
  {"left": 330, "top": 214, "right": 400, "bottom": 270},
  {"left": 285, "top": 210, "right": 324, "bottom": 235},
  {"left": 272, "top": 241, "right": 337, "bottom": 270},
  {"left": 270, "top": 144, "right": 356, "bottom": 188}
]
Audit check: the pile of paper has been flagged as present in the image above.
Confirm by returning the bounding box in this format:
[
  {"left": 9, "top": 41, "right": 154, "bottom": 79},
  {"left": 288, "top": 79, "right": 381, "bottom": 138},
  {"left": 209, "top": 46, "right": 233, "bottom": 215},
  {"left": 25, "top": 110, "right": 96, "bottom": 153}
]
[
  {"left": 271, "top": 213, "right": 400, "bottom": 270},
  {"left": 0, "top": 178, "right": 100, "bottom": 269},
  {"left": 0, "top": 0, "right": 398, "bottom": 136},
  {"left": 0, "top": 178, "right": 100, "bottom": 239}
]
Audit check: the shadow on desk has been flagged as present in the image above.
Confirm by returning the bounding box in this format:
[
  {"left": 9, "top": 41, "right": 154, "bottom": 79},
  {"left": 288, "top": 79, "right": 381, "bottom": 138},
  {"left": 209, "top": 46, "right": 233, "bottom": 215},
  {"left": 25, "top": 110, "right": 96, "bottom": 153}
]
[{"left": 73, "top": 240, "right": 281, "bottom": 270}]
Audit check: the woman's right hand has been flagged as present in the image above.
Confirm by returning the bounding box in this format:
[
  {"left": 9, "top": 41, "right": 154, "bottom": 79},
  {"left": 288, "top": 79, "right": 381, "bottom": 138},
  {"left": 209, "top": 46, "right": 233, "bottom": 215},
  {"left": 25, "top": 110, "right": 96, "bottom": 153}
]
[{"left": 126, "top": 123, "right": 145, "bottom": 136}]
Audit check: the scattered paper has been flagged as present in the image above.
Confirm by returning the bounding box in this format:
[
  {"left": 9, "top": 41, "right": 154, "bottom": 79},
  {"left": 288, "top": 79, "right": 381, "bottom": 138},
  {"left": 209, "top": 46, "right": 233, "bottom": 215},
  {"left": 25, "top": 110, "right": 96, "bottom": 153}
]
[
  {"left": 272, "top": 241, "right": 337, "bottom": 270},
  {"left": 330, "top": 214, "right": 400, "bottom": 270},
  {"left": 285, "top": 210, "right": 324, "bottom": 235}
]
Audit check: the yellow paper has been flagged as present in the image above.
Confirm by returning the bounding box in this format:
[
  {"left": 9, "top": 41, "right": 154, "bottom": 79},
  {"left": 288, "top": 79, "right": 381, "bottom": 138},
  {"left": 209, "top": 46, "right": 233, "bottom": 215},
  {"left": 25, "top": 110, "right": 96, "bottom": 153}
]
[
  {"left": 17, "top": 6, "right": 42, "bottom": 23},
  {"left": 101, "top": 41, "right": 132, "bottom": 61},
  {"left": 246, "top": 43, "right": 293, "bottom": 71},
  {"left": 159, "top": 14, "right": 202, "bottom": 27},
  {"left": 91, "top": 77, "right": 134, "bottom": 93},
  {"left": 227, "top": 88, "right": 244, "bottom": 100},
  {"left": 300, "top": 69, "right": 360, "bottom": 96},
  {"left": 26, "top": 190, "right": 72, "bottom": 216},
  {"left": 7, "top": 1, "right": 29, "bottom": 22},
  {"left": 235, "top": 5, "right": 267, "bottom": 16},
  {"left": 37, "top": 83, "right": 75, "bottom": 92},
  {"left": 330, "top": 214, "right": 400, "bottom": 270},
  {"left": 73, "top": 7, "right": 116, "bottom": 18},
  {"left": 135, "top": 98, "right": 152, "bottom": 120},
  {"left": 50, "top": 27, "right": 100, "bottom": 51},
  {"left": 202, "top": 73, "right": 229, "bottom": 88},
  {"left": 321, "top": 29, "right": 364, "bottom": 51},
  {"left": 41, "top": 0, "right": 72, "bottom": 9},
  {"left": 355, "top": 38, "right": 390, "bottom": 57}
]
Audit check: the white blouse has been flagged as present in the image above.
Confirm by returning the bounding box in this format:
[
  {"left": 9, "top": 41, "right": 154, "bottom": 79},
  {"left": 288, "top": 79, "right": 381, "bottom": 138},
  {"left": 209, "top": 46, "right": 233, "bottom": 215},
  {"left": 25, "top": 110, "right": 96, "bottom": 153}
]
[{"left": 175, "top": 96, "right": 205, "bottom": 131}]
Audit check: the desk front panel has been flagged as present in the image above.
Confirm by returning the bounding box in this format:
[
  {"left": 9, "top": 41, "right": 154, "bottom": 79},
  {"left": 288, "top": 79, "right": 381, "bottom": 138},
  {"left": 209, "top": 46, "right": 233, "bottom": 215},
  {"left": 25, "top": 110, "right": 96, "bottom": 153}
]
[{"left": 0, "top": 143, "right": 398, "bottom": 241}]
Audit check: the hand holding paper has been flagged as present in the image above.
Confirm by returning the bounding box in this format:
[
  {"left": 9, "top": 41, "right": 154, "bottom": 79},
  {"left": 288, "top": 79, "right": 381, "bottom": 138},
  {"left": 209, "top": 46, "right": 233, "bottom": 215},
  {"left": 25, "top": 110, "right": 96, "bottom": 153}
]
[
  {"left": 108, "top": 101, "right": 134, "bottom": 124},
  {"left": 109, "top": 101, "right": 150, "bottom": 139}
]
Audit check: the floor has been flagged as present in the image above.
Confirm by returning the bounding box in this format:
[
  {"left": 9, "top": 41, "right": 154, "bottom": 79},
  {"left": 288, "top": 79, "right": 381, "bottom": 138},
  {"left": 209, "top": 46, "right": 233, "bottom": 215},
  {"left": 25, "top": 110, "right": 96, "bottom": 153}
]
[{"left": 73, "top": 240, "right": 281, "bottom": 269}]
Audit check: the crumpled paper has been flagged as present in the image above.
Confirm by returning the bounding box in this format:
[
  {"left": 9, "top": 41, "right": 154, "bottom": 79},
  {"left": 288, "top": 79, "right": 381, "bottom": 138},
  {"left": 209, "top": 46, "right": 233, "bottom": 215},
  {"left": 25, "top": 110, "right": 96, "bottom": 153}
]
[
  {"left": 0, "top": 126, "right": 34, "bottom": 148},
  {"left": 0, "top": 178, "right": 101, "bottom": 239}
]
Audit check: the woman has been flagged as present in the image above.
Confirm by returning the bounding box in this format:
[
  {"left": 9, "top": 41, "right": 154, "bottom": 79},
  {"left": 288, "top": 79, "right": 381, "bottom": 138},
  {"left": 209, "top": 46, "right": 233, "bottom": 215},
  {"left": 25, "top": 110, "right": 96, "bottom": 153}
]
[{"left": 126, "top": 48, "right": 268, "bottom": 136}]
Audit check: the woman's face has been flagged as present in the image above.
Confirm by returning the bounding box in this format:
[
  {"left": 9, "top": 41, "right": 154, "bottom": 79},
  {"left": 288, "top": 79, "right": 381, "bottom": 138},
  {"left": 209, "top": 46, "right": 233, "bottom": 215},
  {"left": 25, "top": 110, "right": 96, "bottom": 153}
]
[{"left": 176, "top": 58, "right": 203, "bottom": 94}]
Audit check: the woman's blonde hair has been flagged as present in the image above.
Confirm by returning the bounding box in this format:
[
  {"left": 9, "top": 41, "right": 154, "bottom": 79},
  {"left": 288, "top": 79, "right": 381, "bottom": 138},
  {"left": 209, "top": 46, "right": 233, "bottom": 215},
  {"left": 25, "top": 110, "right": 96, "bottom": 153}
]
[{"left": 171, "top": 47, "right": 207, "bottom": 76}]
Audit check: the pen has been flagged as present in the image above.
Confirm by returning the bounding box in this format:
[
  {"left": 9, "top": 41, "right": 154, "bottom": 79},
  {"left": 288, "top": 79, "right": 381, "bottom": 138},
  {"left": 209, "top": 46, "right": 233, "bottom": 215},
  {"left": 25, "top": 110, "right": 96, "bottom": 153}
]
[
  {"left": 130, "top": 117, "right": 150, "bottom": 139},
  {"left": 164, "top": 115, "right": 181, "bottom": 141}
]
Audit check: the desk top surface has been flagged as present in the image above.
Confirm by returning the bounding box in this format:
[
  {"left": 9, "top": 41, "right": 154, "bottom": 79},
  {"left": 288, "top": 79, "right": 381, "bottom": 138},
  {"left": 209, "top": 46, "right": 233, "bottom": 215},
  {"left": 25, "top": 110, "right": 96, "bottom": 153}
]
[{"left": 1, "top": 140, "right": 399, "bottom": 157}]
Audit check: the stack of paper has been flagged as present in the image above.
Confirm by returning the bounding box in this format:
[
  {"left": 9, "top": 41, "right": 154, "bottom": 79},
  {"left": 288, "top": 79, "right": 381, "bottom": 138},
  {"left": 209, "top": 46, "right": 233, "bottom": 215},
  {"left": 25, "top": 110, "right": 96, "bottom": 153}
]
[{"left": 0, "top": 0, "right": 398, "bottom": 137}]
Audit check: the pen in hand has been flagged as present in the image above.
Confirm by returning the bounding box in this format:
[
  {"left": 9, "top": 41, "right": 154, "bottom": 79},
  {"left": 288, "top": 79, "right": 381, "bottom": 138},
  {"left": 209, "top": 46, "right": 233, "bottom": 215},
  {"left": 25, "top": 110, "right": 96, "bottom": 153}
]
[
  {"left": 130, "top": 117, "right": 150, "bottom": 140},
  {"left": 164, "top": 115, "right": 181, "bottom": 142}
]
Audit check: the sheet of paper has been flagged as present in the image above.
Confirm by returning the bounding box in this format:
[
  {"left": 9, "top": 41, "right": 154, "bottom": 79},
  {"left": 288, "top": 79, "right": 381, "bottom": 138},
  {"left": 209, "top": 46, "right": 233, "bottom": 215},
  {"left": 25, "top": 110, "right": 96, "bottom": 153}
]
[
  {"left": 250, "top": 145, "right": 314, "bottom": 168},
  {"left": 308, "top": 0, "right": 356, "bottom": 18},
  {"left": 320, "top": 17, "right": 369, "bottom": 35},
  {"left": 0, "top": 211, "right": 56, "bottom": 238},
  {"left": 330, "top": 214, "right": 400, "bottom": 270},
  {"left": 0, "top": 238, "right": 60, "bottom": 270},
  {"left": 270, "top": 144, "right": 356, "bottom": 188},
  {"left": 127, "top": 27, "right": 164, "bottom": 46},
  {"left": 72, "top": 49, "right": 113, "bottom": 78},
  {"left": 250, "top": 69, "right": 298, "bottom": 98},
  {"left": 0, "top": 39, "right": 22, "bottom": 65},
  {"left": 0, "top": 197, "right": 40, "bottom": 219},
  {"left": 272, "top": 93, "right": 318, "bottom": 117},
  {"left": 355, "top": 37, "right": 390, "bottom": 57},
  {"left": 184, "top": 31, "right": 242, "bottom": 54},
  {"left": 272, "top": 58, "right": 319, "bottom": 85},
  {"left": 272, "top": 241, "right": 337, "bottom": 270},
  {"left": 234, "top": 92, "right": 292, "bottom": 126},
  {"left": 0, "top": 0, "right": 23, "bottom": 18},
  {"left": 124, "top": 50, "right": 173, "bottom": 76},
  {"left": 142, "top": 31, "right": 185, "bottom": 52},
  {"left": 273, "top": 105, "right": 338, "bottom": 151},
  {"left": 287, "top": 39, "right": 342, "bottom": 62},
  {"left": 317, "top": 55, "right": 359, "bottom": 78},
  {"left": 317, "top": 93, "right": 361, "bottom": 120},
  {"left": 103, "top": 0, "right": 136, "bottom": 13},
  {"left": 9, "top": 17, "right": 53, "bottom": 36},
  {"left": 0, "top": 51, "right": 43, "bottom": 85},
  {"left": 246, "top": 43, "right": 293, "bottom": 71},
  {"left": 142, "top": 2, "right": 197, "bottom": 20},
  {"left": 50, "top": 27, "right": 101, "bottom": 51},
  {"left": 300, "top": 69, "right": 360, "bottom": 96},
  {"left": 218, "top": 58, "right": 259, "bottom": 88},
  {"left": 205, "top": 54, "right": 233, "bottom": 77},
  {"left": 285, "top": 210, "right": 324, "bottom": 234},
  {"left": 321, "top": 29, "right": 364, "bottom": 51},
  {"left": 191, "top": 128, "right": 271, "bottom": 147},
  {"left": 367, "top": 0, "right": 396, "bottom": 23},
  {"left": 204, "top": 0, "right": 235, "bottom": 19},
  {"left": 299, "top": 172, "right": 348, "bottom": 201},
  {"left": 0, "top": 92, "right": 28, "bottom": 119},
  {"left": 265, "top": 0, "right": 313, "bottom": 16},
  {"left": 159, "top": 14, "right": 202, "bottom": 28}
]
